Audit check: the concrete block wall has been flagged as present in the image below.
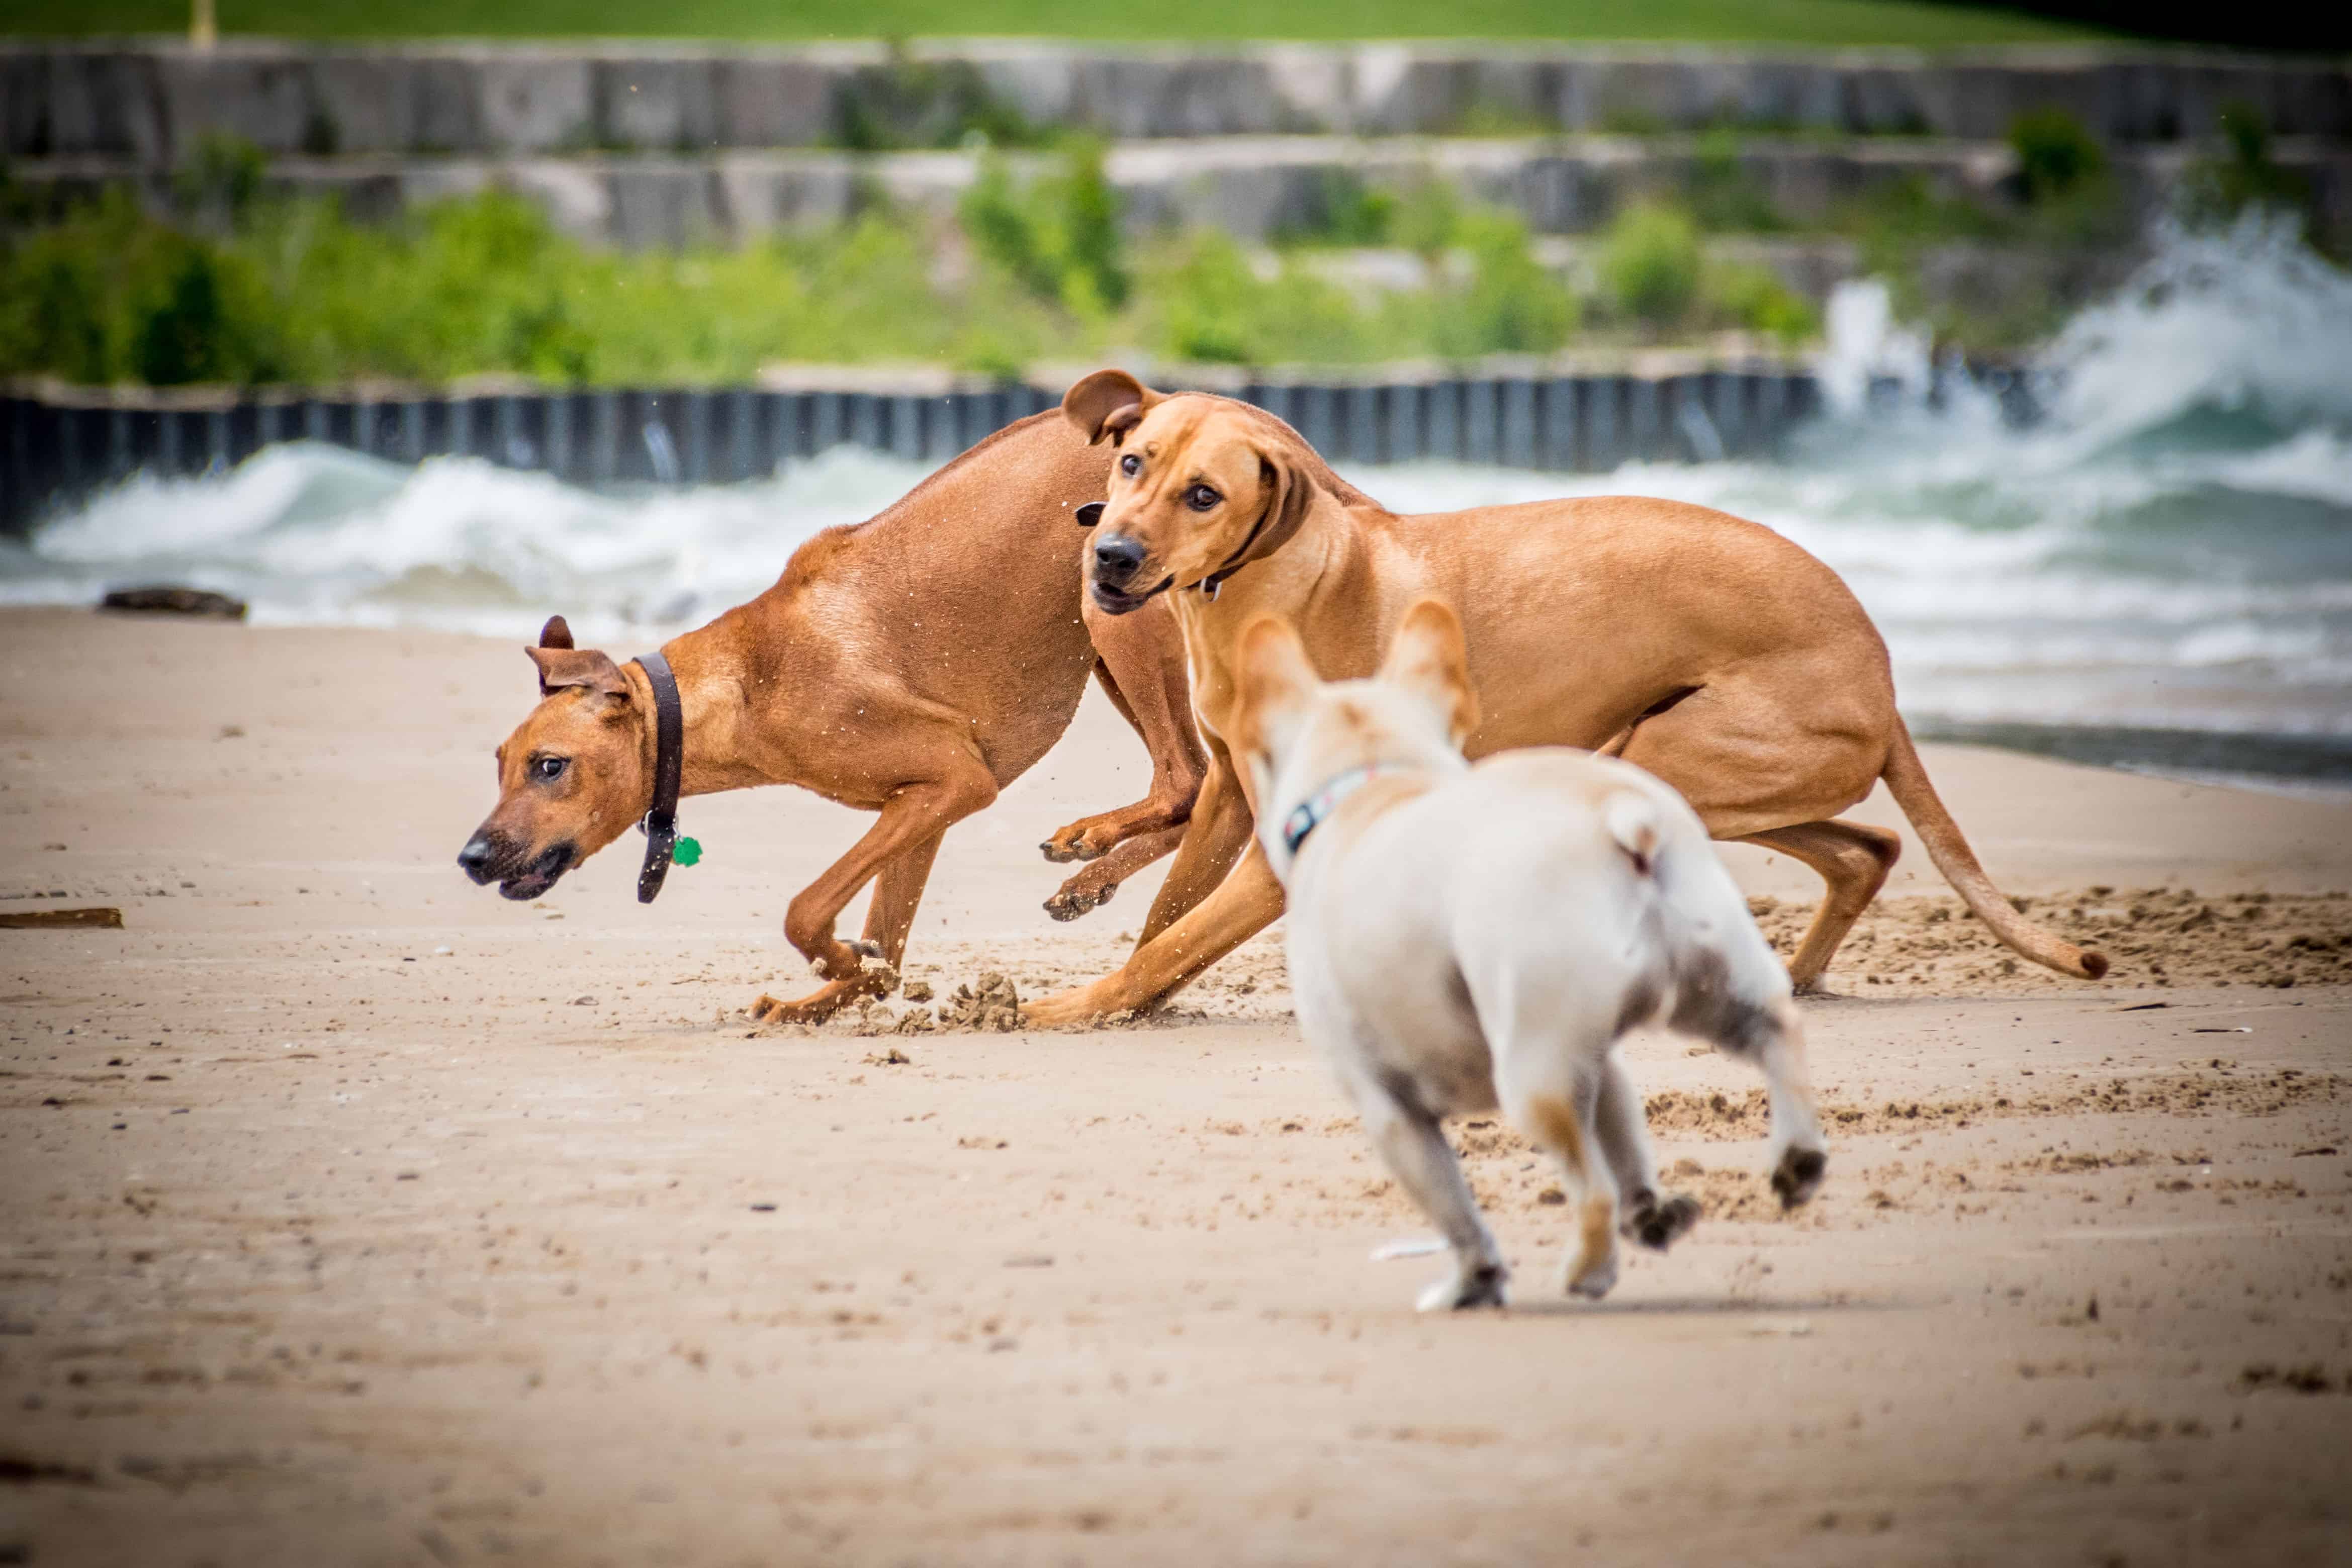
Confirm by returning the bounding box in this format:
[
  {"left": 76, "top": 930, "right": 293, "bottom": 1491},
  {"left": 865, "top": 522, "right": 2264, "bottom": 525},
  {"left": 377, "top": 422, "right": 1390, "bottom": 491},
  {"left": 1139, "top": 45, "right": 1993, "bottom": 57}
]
[
  {"left": 5, "top": 40, "right": 2346, "bottom": 161},
  {"left": 17, "top": 135, "right": 2349, "bottom": 251}
]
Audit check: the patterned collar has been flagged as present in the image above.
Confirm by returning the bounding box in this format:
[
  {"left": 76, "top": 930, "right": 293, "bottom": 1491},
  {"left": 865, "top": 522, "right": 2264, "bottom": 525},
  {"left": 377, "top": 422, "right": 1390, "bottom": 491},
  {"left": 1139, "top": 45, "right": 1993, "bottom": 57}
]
[{"left": 1279, "top": 763, "right": 1414, "bottom": 857}]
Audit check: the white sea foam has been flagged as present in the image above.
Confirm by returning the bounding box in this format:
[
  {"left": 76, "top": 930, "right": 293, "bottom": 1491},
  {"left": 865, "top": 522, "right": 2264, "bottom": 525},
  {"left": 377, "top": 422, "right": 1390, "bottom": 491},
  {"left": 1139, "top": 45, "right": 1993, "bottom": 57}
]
[{"left": 8, "top": 219, "right": 2350, "bottom": 744}]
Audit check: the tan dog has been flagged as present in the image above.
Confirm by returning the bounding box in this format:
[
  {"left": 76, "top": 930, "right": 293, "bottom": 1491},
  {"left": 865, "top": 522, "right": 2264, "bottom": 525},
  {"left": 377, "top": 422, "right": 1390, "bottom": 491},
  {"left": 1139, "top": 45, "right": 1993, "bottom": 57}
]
[
  {"left": 1235, "top": 599, "right": 1824, "bottom": 1309},
  {"left": 1024, "top": 370, "right": 2106, "bottom": 1025},
  {"left": 457, "top": 411, "right": 1204, "bottom": 1023}
]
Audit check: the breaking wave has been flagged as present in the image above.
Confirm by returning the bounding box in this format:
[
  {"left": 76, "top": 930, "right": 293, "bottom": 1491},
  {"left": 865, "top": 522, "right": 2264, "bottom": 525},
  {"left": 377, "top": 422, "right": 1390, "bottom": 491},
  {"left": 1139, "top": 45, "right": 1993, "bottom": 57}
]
[{"left": 7, "top": 213, "right": 2349, "bottom": 777}]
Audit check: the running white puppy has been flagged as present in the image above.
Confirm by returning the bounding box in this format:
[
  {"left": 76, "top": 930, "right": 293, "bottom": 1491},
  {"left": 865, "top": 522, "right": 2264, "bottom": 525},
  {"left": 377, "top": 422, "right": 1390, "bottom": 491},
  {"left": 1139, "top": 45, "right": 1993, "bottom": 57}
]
[{"left": 1235, "top": 599, "right": 1829, "bottom": 1311}]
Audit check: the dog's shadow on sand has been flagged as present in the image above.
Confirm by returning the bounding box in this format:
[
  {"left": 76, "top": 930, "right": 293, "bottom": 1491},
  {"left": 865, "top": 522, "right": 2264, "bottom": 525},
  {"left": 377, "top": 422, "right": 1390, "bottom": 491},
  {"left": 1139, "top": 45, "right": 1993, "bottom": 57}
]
[{"left": 1493, "top": 1294, "right": 1911, "bottom": 1319}]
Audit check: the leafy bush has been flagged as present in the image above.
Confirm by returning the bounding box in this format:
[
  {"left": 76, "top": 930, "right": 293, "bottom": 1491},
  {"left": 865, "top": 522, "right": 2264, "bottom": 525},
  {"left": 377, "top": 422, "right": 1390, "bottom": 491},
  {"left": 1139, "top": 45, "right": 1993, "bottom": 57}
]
[
  {"left": 958, "top": 138, "right": 1129, "bottom": 314},
  {"left": 0, "top": 189, "right": 281, "bottom": 385},
  {"left": 1703, "top": 261, "right": 1817, "bottom": 344},
  {"left": 1599, "top": 201, "right": 1702, "bottom": 327},
  {"left": 2008, "top": 107, "right": 2105, "bottom": 205},
  {"left": 1146, "top": 232, "right": 1371, "bottom": 363},
  {"left": 1428, "top": 208, "right": 1579, "bottom": 354}
]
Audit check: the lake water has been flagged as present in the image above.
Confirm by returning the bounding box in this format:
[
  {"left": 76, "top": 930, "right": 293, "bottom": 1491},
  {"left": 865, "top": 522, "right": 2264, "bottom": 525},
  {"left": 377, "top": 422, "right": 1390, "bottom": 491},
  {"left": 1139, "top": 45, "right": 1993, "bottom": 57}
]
[{"left": 8, "top": 214, "right": 2348, "bottom": 790}]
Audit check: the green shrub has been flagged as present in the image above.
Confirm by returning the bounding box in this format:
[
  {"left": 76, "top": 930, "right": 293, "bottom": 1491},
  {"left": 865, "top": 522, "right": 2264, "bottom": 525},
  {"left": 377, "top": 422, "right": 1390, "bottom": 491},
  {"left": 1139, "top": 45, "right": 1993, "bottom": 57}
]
[
  {"left": 1428, "top": 208, "right": 1578, "bottom": 355},
  {"left": 1147, "top": 231, "right": 1367, "bottom": 364},
  {"left": 1599, "top": 201, "right": 1702, "bottom": 327},
  {"left": 958, "top": 139, "right": 1128, "bottom": 315},
  {"left": 2008, "top": 107, "right": 2105, "bottom": 205},
  {"left": 1703, "top": 261, "right": 1817, "bottom": 344},
  {"left": 1390, "top": 180, "right": 1466, "bottom": 259}
]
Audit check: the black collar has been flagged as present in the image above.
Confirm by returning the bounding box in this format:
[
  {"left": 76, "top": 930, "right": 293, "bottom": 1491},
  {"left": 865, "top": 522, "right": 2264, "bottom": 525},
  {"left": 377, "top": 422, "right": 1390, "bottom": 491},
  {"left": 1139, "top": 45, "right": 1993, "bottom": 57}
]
[
  {"left": 630, "top": 651, "right": 684, "bottom": 903},
  {"left": 1197, "top": 505, "right": 1275, "bottom": 601}
]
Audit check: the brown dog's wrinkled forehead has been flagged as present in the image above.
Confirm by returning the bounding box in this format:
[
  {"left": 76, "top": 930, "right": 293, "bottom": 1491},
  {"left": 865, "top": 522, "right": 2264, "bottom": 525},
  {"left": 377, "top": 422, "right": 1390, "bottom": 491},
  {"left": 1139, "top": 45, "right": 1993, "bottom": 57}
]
[{"left": 1123, "top": 398, "right": 1295, "bottom": 479}]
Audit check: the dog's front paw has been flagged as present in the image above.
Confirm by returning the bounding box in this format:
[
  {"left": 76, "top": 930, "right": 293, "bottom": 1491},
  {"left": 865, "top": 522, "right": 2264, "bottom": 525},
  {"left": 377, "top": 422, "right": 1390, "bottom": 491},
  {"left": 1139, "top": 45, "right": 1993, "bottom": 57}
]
[
  {"left": 1622, "top": 1190, "right": 1702, "bottom": 1251},
  {"left": 1042, "top": 875, "right": 1118, "bottom": 923},
  {"left": 1770, "top": 1145, "right": 1828, "bottom": 1210},
  {"left": 1416, "top": 1260, "right": 1509, "bottom": 1313},
  {"left": 1038, "top": 823, "right": 1110, "bottom": 864}
]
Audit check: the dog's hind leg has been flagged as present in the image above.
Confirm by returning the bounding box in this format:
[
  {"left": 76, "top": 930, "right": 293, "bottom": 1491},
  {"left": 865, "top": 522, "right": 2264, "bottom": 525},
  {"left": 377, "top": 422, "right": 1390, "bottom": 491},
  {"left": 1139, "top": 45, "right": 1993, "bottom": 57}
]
[
  {"left": 1352, "top": 1072, "right": 1508, "bottom": 1312},
  {"left": 1684, "top": 991, "right": 1828, "bottom": 1210},
  {"left": 1738, "top": 819, "right": 1901, "bottom": 993},
  {"left": 1514, "top": 1071, "right": 1623, "bottom": 1300},
  {"left": 1611, "top": 665, "right": 1891, "bottom": 991},
  {"left": 1595, "top": 1054, "right": 1699, "bottom": 1251}
]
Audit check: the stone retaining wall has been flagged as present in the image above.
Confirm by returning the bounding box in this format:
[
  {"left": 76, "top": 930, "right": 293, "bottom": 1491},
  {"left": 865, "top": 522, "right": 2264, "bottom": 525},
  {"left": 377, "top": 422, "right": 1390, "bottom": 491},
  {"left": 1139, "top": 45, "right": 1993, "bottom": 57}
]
[
  {"left": 7, "top": 41, "right": 2346, "bottom": 160},
  {"left": 16, "top": 136, "right": 2347, "bottom": 248}
]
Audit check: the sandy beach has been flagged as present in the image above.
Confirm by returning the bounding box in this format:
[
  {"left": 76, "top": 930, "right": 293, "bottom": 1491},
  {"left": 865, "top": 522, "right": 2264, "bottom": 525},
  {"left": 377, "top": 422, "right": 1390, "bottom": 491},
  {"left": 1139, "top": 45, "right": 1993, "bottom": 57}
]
[{"left": 3, "top": 606, "right": 2350, "bottom": 1567}]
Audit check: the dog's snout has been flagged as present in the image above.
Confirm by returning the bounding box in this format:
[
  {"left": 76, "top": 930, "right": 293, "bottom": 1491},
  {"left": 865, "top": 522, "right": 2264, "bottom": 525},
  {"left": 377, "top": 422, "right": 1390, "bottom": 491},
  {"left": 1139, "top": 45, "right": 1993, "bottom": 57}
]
[
  {"left": 1093, "top": 533, "right": 1148, "bottom": 586},
  {"left": 457, "top": 834, "right": 500, "bottom": 884}
]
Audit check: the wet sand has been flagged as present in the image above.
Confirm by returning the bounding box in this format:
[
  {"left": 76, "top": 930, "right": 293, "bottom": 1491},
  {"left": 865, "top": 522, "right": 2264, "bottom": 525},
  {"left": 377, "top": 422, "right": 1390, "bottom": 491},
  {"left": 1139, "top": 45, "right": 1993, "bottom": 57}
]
[{"left": 2, "top": 608, "right": 2349, "bottom": 1567}]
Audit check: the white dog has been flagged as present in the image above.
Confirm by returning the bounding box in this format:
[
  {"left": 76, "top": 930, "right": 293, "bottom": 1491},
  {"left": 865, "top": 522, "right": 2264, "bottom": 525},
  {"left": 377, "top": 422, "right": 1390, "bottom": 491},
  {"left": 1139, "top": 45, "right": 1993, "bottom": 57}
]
[{"left": 1234, "top": 599, "right": 1828, "bottom": 1311}]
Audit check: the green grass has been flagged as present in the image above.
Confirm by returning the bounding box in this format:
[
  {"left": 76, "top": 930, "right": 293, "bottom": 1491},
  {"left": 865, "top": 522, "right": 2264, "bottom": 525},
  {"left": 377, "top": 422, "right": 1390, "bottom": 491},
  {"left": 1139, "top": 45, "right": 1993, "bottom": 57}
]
[{"left": 5, "top": 0, "right": 2108, "bottom": 46}]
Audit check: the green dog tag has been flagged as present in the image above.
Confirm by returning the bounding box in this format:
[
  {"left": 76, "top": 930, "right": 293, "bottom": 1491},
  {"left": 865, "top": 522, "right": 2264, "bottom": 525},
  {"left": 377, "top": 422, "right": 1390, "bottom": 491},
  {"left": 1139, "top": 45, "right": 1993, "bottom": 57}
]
[{"left": 672, "top": 836, "right": 702, "bottom": 867}]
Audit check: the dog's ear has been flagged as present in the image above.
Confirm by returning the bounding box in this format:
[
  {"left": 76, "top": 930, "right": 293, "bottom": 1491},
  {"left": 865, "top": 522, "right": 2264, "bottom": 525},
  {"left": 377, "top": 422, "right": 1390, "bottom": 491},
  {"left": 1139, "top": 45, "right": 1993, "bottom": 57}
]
[
  {"left": 1233, "top": 614, "right": 1323, "bottom": 759},
  {"left": 1380, "top": 597, "right": 1479, "bottom": 746},
  {"left": 527, "top": 646, "right": 630, "bottom": 702},
  {"left": 1252, "top": 441, "right": 1323, "bottom": 561},
  {"left": 537, "top": 615, "right": 574, "bottom": 651},
  {"left": 1063, "top": 369, "right": 1158, "bottom": 447}
]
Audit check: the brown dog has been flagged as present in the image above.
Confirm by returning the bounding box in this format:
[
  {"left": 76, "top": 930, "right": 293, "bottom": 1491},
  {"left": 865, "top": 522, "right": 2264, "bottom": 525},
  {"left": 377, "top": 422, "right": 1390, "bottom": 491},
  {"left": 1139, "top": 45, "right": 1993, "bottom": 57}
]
[
  {"left": 457, "top": 410, "right": 1204, "bottom": 1023},
  {"left": 1022, "top": 370, "right": 2106, "bottom": 1025}
]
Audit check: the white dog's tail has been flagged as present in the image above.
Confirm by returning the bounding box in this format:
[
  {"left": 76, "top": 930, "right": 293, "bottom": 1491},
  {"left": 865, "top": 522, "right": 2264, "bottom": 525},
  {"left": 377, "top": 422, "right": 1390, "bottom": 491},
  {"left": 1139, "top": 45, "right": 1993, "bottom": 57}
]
[{"left": 1604, "top": 791, "right": 1662, "bottom": 877}]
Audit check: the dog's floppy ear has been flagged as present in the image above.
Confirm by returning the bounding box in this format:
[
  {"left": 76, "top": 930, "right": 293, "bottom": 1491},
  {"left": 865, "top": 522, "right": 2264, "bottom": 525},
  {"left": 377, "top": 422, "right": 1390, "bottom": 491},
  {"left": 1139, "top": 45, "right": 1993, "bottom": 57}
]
[
  {"left": 527, "top": 645, "right": 630, "bottom": 702},
  {"left": 537, "top": 615, "right": 575, "bottom": 651},
  {"left": 1062, "top": 369, "right": 1158, "bottom": 447},
  {"left": 1233, "top": 613, "right": 1323, "bottom": 760},
  {"left": 1252, "top": 440, "right": 1323, "bottom": 561},
  {"left": 1380, "top": 597, "right": 1479, "bottom": 746}
]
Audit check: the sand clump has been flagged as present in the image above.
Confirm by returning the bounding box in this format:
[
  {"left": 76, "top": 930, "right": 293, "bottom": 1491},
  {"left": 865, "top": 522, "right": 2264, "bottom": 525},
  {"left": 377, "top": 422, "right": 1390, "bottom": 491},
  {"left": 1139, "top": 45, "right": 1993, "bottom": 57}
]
[
  {"left": 1745, "top": 886, "right": 2352, "bottom": 995},
  {"left": 787, "top": 887, "right": 2352, "bottom": 1037},
  {"left": 1643, "top": 1067, "right": 2347, "bottom": 1143}
]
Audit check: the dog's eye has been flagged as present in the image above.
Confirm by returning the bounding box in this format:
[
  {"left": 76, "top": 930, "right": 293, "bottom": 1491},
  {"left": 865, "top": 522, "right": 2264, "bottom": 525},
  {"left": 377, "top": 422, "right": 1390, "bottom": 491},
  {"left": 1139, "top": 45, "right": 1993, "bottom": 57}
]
[
  {"left": 1185, "top": 484, "right": 1221, "bottom": 512},
  {"left": 533, "top": 756, "right": 568, "bottom": 782},
  {"left": 1119, "top": 453, "right": 1140, "bottom": 478}
]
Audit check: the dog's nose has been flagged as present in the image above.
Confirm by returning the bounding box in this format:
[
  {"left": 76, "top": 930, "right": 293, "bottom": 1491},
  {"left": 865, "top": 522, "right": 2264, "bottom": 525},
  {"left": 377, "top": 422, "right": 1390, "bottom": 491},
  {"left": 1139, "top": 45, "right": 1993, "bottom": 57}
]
[
  {"left": 457, "top": 835, "right": 498, "bottom": 883},
  {"left": 1093, "top": 533, "right": 1147, "bottom": 587}
]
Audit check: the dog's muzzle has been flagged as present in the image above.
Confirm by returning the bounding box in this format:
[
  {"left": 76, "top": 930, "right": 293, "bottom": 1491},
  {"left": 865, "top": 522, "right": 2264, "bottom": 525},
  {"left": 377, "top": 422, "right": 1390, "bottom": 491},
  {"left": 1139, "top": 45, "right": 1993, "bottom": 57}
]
[
  {"left": 1088, "top": 533, "right": 1169, "bottom": 615},
  {"left": 458, "top": 832, "right": 578, "bottom": 901}
]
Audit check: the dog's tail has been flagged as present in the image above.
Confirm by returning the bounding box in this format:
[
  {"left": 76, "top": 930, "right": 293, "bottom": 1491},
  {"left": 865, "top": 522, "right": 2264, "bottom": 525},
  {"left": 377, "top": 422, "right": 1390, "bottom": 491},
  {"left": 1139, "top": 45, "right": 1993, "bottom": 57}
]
[
  {"left": 1604, "top": 791, "right": 1663, "bottom": 878},
  {"left": 1879, "top": 720, "right": 2109, "bottom": 980}
]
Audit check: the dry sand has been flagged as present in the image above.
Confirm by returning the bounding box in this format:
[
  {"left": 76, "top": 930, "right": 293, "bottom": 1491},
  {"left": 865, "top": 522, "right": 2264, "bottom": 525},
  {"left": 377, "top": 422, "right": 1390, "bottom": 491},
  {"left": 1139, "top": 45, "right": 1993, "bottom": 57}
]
[{"left": 2, "top": 607, "right": 2350, "bottom": 1567}]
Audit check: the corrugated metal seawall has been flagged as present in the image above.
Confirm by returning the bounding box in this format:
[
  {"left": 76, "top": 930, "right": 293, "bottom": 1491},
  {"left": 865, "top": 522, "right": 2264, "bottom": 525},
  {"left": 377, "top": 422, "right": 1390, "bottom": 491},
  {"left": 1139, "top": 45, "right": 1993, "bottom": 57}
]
[{"left": 1, "top": 367, "right": 1820, "bottom": 533}]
